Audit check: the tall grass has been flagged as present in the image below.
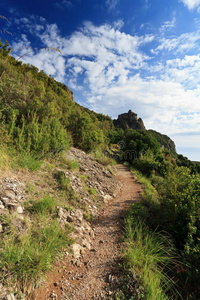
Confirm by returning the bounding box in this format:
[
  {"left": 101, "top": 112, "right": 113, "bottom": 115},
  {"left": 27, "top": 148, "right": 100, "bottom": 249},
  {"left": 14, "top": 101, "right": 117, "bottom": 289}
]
[
  {"left": 67, "top": 159, "right": 79, "bottom": 171},
  {"left": 0, "top": 146, "right": 11, "bottom": 171},
  {"left": 28, "top": 195, "right": 57, "bottom": 215},
  {"left": 91, "top": 149, "right": 116, "bottom": 166},
  {"left": 18, "top": 152, "right": 43, "bottom": 172},
  {"left": 120, "top": 168, "right": 179, "bottom": 299},
  {"left": 0, "top": 218, "right": 73, "bottom": 289},
  {"left": 123, "top": 219, "right": 178, "bottom": 300}
]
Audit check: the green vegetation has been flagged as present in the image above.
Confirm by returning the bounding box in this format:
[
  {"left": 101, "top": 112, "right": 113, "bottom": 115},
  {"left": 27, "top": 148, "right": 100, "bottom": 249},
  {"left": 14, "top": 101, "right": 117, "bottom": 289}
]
[
  {"left": 0, "top": 38, "right": 113, "bottom": 157},
  {"left": 110, "top": 126, "right": 200, "bottom": 299},
  {"left": 66, "top": 159, "right": 79, "bottom": 171},
  {"left": 120, "top": 166, "right": 200, "bottom": 299},
  {"left": 1, "top": 38, "right": 200, "bottom": 299},
  {"left": 0, "top": 217, "right": 73, "bottom": 289},
  {"left": 123, "top": 220, "right": 177, "bottom": 300},
  {"left": 92, "top": 148, "right": 118, "bottom": 166},
  {"left": 28, "top": 196, "right": 57, "bottom": 215},
  {"left": 148, "top": 129, "right": 177, "bottom": 157}
]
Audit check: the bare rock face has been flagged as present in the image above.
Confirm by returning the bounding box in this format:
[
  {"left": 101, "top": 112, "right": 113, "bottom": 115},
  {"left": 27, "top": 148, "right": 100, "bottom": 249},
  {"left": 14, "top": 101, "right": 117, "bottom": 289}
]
[{"left": 113, "top": 109, "right": 146, "bottom": 131}]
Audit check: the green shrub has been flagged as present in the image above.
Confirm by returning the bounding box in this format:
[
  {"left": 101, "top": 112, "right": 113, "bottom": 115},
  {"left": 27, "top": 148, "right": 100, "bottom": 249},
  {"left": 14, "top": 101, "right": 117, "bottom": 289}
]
[
  {"left": 89, "top": 187, "right": 97, "bottom": 195},
  {"left": 131, "top": 166, "right": 200, "bottom": 298},
  {"left": 10, "top": 114, "right": 70, "bottom": 155}
]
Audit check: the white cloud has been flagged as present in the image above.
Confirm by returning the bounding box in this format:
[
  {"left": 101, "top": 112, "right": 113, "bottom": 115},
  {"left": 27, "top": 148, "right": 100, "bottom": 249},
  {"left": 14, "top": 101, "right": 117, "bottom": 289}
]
[
  {"left": 10, "top": 15, "right": 200, "bottom": 157},
  {"left": 152, "top": 30, "right": 200, "bottom": 54},
  {"left": 160, "top": 17, "right": 176, "bottom": 33},
  {"left": 113, "top": 19, "right": 124, "bottom": 30},
  {"left": 106, "top": 0, "right": 119, "bottom": 11},
  {"left": 179, "top": 0, "right": 200, "bottom": 10}
]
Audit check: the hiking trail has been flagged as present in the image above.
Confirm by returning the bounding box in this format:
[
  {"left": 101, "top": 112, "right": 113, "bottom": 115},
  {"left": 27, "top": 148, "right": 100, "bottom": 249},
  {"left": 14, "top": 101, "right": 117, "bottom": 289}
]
[{"left": 33, "top": 164, "right": 142, "bottom": 300}]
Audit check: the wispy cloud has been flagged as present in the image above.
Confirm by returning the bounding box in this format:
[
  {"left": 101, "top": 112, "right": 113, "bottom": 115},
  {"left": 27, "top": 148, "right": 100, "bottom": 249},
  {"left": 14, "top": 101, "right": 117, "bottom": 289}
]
[
  {"left": 144, "top": 0, "right": 150, "bottom": 10},
  {"left": 159, "top": 17, "right": 176, "bottom": 33},
  {"left": 179, "top": 0, "right": 200, "bottom": 10},
  {"left": 151, "top": 30, "right": 200, "bottom": 54},
  {"left": 113, "top": 19, "right": 124, "bottom": 30},
  {"left": 55, "top": 0, "right": 73, "bottom": 9},
  {"left": 106, "top": 0, "right": 119, "bottom": 11}
]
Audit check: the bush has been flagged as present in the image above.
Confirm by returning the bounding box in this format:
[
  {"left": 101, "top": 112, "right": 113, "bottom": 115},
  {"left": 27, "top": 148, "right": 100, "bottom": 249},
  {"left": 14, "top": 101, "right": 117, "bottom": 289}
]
[{"left": 9, "top": 114, "right": 70, "bottom": 155}]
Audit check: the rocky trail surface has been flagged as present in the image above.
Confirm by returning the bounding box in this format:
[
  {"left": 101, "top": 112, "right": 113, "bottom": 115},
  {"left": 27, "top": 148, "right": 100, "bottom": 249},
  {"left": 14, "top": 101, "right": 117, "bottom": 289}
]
[{"left": 33, "top": 164, "right": 142, "bottom": 300}]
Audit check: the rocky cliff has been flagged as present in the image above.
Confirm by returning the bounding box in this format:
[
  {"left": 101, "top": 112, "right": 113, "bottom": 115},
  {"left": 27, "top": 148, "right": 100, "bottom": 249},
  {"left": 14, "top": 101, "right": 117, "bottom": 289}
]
[
  {"left": 148, "top": 129, "right": 176, "bottom": 154},
  {"left": 113, "top": 110, "right": 146, "bottom": 131}
]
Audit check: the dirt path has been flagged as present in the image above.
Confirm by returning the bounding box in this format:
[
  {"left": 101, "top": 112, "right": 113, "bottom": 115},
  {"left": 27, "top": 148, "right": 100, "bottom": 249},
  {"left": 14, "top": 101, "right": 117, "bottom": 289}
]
[{"left": 33, "top": 164, "right": 142, "bottom": 300}]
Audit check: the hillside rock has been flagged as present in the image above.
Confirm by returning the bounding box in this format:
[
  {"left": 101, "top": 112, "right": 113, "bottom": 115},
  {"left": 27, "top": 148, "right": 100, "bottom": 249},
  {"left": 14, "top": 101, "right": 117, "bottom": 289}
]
[
  {"left": 0, "top": 179, "right": 26, "bottom": 209},
  {"left": 148, "top": 129, "right": 176, "bottom": 153},
  {"left": 114, "top": 110, "right": 146, "bottom": 131},
  {"left": 56, "top": 147, "right": 121, "bottom": 258},
  {"left": 65, "top": 147, "right": 120, "bottom": 201}
]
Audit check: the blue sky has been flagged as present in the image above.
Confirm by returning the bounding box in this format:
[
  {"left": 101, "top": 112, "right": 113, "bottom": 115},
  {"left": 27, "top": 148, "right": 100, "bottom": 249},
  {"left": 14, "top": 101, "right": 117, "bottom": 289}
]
[{"left": 0, "top": 0, "right": 200, "bottom": 160}]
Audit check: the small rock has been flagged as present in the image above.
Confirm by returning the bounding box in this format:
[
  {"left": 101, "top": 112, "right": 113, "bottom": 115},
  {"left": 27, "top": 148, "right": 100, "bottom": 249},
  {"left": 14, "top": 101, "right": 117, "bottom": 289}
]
[
  {"left": 82, "top": 239, "right": 91, "bottom": 250},
  {"left": 72, "top": 243, "right": 83, "bottom": 259},
  {"left": 0, "top": 223, "right": 3, "bottom": 233},
  {"left": 89, "top": 230, "right": 95, "bottom": 238},
  {"left": 5, "top": 294, "right": 16, "bottom": 300},
  {"left": 108, "top": 291, "right": 113, "bottom": 295},
  {"left": 16, "top": 206, "right": 23, "bottom": 214},
  {"left": 3, "top": 190, "right": 16, "bottom": 199},
  {"left": 107, "top": 274, "right": 113, "bottom": 283},
  {"left": 50, "top": 292, "right": 57, "bottom": 298},
  {"left": 75, "top": 260, "right": 83, "bottom": 267},
  {"left": 80, "top": 247, "right": 86, "bottom": 255},
  {"left": 90, "top": 248, "right": 97, "bottom": 252},
  {"left": 67, "top": 215, "right": 74, "bottom": 222}
]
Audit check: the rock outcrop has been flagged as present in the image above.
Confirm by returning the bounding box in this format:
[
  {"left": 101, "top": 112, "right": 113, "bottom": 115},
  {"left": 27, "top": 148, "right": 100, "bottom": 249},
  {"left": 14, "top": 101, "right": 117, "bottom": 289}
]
[{"left": 113, "top": 110, "right": 146, "bottom": 131}]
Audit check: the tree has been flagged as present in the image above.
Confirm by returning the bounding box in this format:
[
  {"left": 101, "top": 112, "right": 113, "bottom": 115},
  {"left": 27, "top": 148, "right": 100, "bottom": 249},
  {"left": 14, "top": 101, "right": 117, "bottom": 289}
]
[{"left": 0, "top": 38, "right": 12, "bottom": 57}]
